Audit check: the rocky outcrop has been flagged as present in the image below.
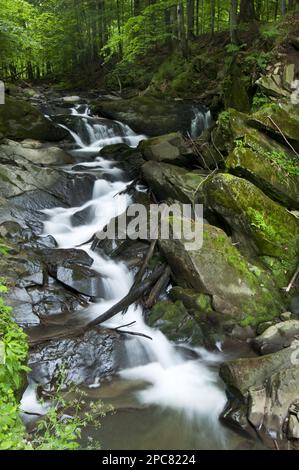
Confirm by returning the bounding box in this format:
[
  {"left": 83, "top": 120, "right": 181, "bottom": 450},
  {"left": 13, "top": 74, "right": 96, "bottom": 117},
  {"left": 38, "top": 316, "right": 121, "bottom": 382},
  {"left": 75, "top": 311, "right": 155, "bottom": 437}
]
[
  {"left": 220, "top": 337, "right": 299, "bottom": 448},
  {"left": 0, "top": 96, "right": 67, "bottom": 142},
  {"left": 91, "top": 95, "right": 208, "bottom": 137}
]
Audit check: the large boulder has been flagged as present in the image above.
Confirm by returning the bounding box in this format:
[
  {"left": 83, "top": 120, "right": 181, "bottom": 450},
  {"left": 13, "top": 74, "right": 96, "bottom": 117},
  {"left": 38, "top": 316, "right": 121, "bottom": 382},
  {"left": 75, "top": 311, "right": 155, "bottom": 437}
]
[
  {"left": 203, "top": 174, "right": 299, "bottom": 278},
  {"left": 142, "top": 161, "right": 207, "bottom": 205},
  {"left": 226, "top": 146, "right": 299, "bottom": 209},
  {"left": 91, "top": 95, "right": 209, "bottom": 137},
  {"left": 0, "top": 96, "right": 67, "bottom": 142},
  {"left": 139, "top": 132, "right": 194, "bottom": 166},
  {"left": 220, "top": 340, "right": 299, "bottom": 447},
  {"left": 159, "top": 220, "right": 284, "bottom": 327},
  {"left": 0, "top": 139, "right": 73, "bottom": 166}
]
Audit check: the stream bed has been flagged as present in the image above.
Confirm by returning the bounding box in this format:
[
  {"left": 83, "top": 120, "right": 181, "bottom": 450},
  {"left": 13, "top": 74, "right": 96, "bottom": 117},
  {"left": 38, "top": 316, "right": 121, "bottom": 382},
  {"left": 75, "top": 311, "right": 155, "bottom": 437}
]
[{"left": 21, "top": 101, "right": 261, "bottom": 450}]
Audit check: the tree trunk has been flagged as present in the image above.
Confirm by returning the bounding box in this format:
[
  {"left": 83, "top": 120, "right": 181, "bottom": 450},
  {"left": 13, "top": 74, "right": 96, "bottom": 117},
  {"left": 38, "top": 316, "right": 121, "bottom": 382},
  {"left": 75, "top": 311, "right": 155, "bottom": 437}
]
[
  {"left": 230, "top": 0, "right": 238, "bottom": 44},
  {"left": 187, "top": 0, "right": 195, "bottom": 39},
  {"left": 177, "top": 1, "right": 188, "bottom": 57},
  {"left": 211, "top": 0, "right": 216, "bottom": 35},
  {"left": 238, "top": 0, "right": 257, "bottom": 23}
]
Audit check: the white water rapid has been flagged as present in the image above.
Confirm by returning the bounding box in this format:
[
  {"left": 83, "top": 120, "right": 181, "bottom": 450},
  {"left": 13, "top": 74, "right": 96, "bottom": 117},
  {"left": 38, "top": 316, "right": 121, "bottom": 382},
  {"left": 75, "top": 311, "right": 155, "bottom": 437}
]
[{"left": 40, "top": 104, "right": 228, "bottom": 448}]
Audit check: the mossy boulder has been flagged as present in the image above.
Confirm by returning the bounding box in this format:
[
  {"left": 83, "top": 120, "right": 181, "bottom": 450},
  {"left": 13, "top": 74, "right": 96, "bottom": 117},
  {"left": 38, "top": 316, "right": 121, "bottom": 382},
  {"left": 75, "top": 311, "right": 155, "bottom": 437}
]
[
  {"left": 159, "top": 220, "right": 284, "bottom": 326},
  {"left": 139, "top": 132, "right": 195, "bottom": 166},
  {"left": 203, "top": 173, "right": 299, "bottom": 262},
  {"left": 0, "top": 96, "right": 67, "bottom": 142},
  {"left": 142, "top": 161, "right": 207, "bottom": 205},
  {"left": 91, "top": 95, "right": 206, "bottom": 137},
  {"left": 148, "top": 300, "right": 204, "bottom": 344},
  {"left": 226, "top": 146, "right": 299, "bottom": 209}
]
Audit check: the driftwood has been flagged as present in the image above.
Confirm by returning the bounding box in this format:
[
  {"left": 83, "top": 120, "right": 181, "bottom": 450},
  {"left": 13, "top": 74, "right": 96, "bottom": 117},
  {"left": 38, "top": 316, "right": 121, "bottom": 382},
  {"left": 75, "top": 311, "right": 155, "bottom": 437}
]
[
  {"left": 145, "top": 266, "right": 171, "bottom": 309},
  {"left": 27, "top": 264, "right": 165, "bottom": 346},
  {"left": 131, "top": 239, "right": 157, "bottom": 290}
]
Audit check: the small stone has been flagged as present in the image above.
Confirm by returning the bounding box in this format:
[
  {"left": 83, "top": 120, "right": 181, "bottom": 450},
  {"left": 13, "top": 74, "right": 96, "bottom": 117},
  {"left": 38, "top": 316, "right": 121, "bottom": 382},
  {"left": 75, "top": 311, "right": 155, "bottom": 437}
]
[
  {"left": 62, "top": 95, "right": 81, "bottom": 104},
  {"left": 280, "top": 312, "right": 292, "bottom": 321}
]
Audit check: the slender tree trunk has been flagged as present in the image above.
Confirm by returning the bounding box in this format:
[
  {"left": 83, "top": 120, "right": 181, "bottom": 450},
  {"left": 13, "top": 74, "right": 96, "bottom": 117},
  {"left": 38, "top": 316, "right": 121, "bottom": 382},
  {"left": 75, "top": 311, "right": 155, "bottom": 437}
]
[
  {"left": 211, "top": 0, "right": 216, "bottom": 35},
  {"left": 187, "top": 0, "right": 195, "bottom": 39},
  {"left": 238, "top": 0, "right": 257, "bottom": 23},
  {"left": 177, "top": 1, "right": 188, "bottom": 57},
  {"left": 230, "top": 0, "right": 238, "bottom": 44}
]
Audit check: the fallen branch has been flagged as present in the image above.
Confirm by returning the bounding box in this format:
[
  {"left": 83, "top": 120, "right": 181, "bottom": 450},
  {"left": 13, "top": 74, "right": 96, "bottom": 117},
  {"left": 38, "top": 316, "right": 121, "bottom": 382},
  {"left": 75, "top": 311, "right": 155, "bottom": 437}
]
[
  {"left": 282, "top": 266, "right": 299, "bottom": 293},
  {"left": 145, "top": 266, "right": 171, "bottom": 309},
  {"left": 131, "top": 239, "right": 157, "bottom": 291}
]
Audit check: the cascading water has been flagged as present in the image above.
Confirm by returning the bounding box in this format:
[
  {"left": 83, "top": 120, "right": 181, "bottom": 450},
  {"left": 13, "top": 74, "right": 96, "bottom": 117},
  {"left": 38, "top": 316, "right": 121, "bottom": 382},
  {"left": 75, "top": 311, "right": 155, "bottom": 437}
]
[
  {"left": 26, "top": 103, "right": 236, "bottom": 449},
  {"left": 191, "top": 107, "right": 213, "bottom": 138}
]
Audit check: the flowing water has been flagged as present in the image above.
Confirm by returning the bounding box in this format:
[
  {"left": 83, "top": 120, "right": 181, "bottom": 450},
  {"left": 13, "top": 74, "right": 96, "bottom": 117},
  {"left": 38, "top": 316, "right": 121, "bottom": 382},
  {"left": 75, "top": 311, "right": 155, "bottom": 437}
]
[{"left": 22, "top": 104, "right": 253, "bottom": 449}]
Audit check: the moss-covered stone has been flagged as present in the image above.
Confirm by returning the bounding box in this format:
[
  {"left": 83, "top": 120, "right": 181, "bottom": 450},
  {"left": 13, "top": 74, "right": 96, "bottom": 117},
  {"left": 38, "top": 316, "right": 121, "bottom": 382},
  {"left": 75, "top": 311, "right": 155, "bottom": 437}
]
[
  {"left": 0, "top": 96, "right": 67, "bottom": 142},
  {"left": 142, "top": 161, "right": 207, "bottom": 205},
  {"left": 159, "top": 220, "right": 284, "bottom": 326},
  {"left": 148, "top": 300, "right": 204, "bottom": 344},
  {"left": 203, "top": 173, "right": 299, "bottom": 261},
  {"left": 248, "top": 103, "right": 299, "bottom": 149},
  {"left": 226, "top": 146, "right": 299, "bottom": 209}
]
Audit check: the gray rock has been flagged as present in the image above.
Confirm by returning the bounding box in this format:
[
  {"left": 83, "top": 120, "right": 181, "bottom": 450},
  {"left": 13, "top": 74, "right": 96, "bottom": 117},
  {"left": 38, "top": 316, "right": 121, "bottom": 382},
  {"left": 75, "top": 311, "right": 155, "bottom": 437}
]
[
  {"left": 220, "top": 341, "right": 299, "bottom": 446},
  {"left": 252, "top": 320, "right": 299, "bottom": 354},
  {"left": 29, "top": 329, "right": 124, "bottom": 387}
]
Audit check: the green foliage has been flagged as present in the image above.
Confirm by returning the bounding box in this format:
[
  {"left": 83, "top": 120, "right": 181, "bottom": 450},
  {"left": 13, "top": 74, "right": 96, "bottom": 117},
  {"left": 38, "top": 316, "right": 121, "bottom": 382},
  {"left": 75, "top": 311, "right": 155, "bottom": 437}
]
[
  {"left": 252, "top": 93, "right": 271, "bottom": 111},
  {"left": 244, "top": 51, "right": 271, "bottom": 70},
  {"left": 30, "top": 372, "right": 110, "bottom": 450},
  {"left": 260, "top": 23, "right": 282, "bottom": 41},
  {"left": 264, "top": 150, "right": 299, "bottom": 176},
  {"left": 0, "top": 245, "right": 108, "bottom": 450}
]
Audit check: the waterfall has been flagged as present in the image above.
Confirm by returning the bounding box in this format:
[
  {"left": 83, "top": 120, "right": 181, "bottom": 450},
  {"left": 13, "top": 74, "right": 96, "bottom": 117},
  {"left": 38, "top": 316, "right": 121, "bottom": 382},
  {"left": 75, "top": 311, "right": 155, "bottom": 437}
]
[
  {"left": 190, "top": 107, "right": 213, "bottom": 138},
  {"left": 39, "top": 103, "right": 227, "bottom": 447}
]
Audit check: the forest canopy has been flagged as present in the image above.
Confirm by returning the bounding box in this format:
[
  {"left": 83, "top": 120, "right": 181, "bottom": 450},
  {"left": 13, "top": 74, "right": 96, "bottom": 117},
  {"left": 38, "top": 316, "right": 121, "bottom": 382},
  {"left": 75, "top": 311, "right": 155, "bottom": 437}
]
[{"left": 0, "top": 1, "right": 298, "bottom": 82}]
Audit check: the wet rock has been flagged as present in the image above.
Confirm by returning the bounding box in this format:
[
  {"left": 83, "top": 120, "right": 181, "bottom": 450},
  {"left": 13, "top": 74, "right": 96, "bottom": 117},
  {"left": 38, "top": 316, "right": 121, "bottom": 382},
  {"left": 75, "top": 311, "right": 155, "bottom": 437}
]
[
  {"left": 220, "top": 343, "right": 299, "bottom": 446},
  {"left": 148, "top": 300, "right": 204, "bottom": 345},
  {"left": 92, "top": 95, "right": 208, "bottom": 137},
  {"left": 29, "top": 328, "right": 124, "bottom": 388},
  {"left": 159, "top": 219, "right": 284, "bottom": 326},
  {"left": 0, "top": 139, "right": 73, "bottom": 166},
  {"left": 0, "top": 96, "right": 67, "bottom": 142},
  {"left": 99, "top": 143, "right": 144, "bottom": 179},
  {"left": 139, "top": 132, "right": 194, "bottom": 166},
  {"left": 251, "top": 320, "right": 299, "bottom": 355},
  {"left": 43, "top": 248, "right": 104, "bottom": 298},
  {"left": 142, "top": 161, "right": 206, "bottom": 205}
]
